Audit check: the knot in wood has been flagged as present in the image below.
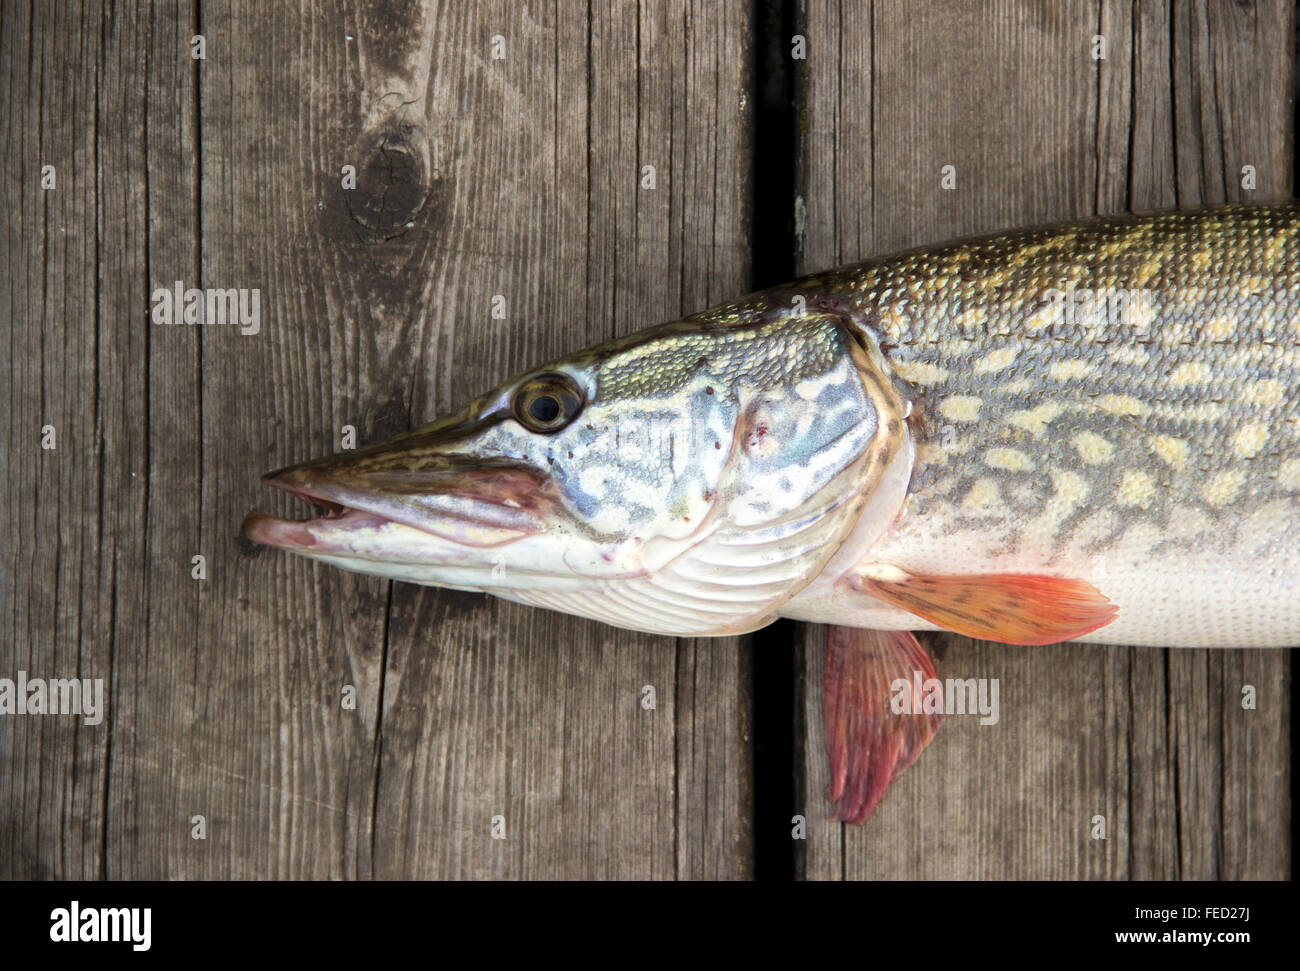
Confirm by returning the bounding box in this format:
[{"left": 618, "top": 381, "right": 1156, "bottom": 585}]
[{"left": 346, "top": 122, "right": 433, "bottom": 241}]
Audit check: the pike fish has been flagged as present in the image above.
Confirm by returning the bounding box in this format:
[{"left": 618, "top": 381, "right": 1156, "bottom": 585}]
[{"left": 244, "top": 204, "right": 1300, "bottom": 823}]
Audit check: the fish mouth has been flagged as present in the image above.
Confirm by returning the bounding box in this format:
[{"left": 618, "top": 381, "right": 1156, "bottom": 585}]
[{"left": 242, "top": 453, "right": 555, "bottom": 554}]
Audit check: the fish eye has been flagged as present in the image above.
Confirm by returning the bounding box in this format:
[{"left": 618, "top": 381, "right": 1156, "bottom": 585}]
[{"left": 512, "top": 372, "right": 585, "bottom": 433}]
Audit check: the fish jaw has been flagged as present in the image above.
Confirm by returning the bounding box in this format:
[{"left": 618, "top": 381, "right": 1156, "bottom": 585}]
[
  {"left": 240, "top": 448, "right": 558, "bottom": 582},
  {"left": 254, "top": 453, "right": 553, "bottom": 542},
  {"left": 242, "top": 416, "right": 647, "bottom": 592},
  {"left": 242, "top": 507, "right": 403, "bottom": 554}
]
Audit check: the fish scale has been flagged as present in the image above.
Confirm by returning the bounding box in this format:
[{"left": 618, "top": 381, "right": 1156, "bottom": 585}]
[{"left": 782, "top": 203, "right": 1300, "bottom": 647}]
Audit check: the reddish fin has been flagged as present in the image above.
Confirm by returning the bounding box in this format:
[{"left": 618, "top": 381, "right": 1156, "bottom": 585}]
[
  {"left": 823, "top": 626, "right": 944, "bottom": 825},
  {"left": 850, "top": 570, "right": 1118, "bottom": 646}
]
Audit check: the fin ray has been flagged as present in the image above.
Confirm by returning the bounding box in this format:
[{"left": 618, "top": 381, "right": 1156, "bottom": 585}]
[
  {"left": 848, "top": 569, "right": 1118, "bottom": 645},
  {"left": 823, "top": 626, "right": 944, "bottom": 824}
]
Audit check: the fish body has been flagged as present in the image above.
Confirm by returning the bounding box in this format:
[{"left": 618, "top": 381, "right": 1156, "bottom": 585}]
[
  {"left": 245, "top": 203, "right": 1300, "bottom": 822},
  {"left": 781, "top": 204, "right": 1300, "bottom": 647}
]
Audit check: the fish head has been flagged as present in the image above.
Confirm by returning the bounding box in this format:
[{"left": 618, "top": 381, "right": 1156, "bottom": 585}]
[{"left": 243, "top": 308, "right": 911, "bottom": 635}]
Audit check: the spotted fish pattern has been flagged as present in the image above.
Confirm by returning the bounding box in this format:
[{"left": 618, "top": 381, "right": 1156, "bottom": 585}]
[{"left": 782, "top": 204, "right": 1300, "bottom": 645}]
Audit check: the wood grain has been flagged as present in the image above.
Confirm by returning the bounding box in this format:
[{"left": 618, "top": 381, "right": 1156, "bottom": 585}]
[
  {"left": 1, "top": 0, "right": 1292, "bottom": 882},
  {"left": 793, "top": 0, "right": 1291, "bottom": 880},
  {"left": 1, "top": 0, "right": 753, "bottom": 879}
]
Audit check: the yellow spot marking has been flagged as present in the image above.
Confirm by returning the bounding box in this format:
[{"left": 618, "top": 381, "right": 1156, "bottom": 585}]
[
  {"left": 1001, "top": 378, "right": 1033, "bottom": 395},
  {"left": 1201, "top": 315, "right": 1235, "bottom": 342},
  {"left": 1150, "top": 434, "right": 1189, "bottom": 469},
  {"left": 1005, "top": 403, "right": 1063, "bottom": 436},
  {"left": 1108, "top": 343, "right": 1150, "bottom": 366},
  {"left": 1232, "top": 424, "right": 1269, "bottom": 459},
  {"left": 1192, "top": 249, "right": 1212, "bottom": 269},
  {"left": 1117, "top": 470, "right": 1155, "bottom": 508},
  {"left": 1241, "top": 274, "right": 1269, "bottom": 296},
  {"left": 953, "top": 307, "right": 988, "bottom": 336},
  {"left": 1049, "top": 468, "right": 1089, "bottom": 509},
  {"left": 1071, "top": 431, "right": 1115, "bottom": 465},
  {"left": 1021, "top": 304, "right": 1056, "bottom": 334},
  {"left": 1168, "top": 361, "right": 1212, "bottom": 386},
  {"left": 1278, "top": 458, "right": 1300, "bottom": 490},
  {"left": 1200, "top": 469, "right": 1245, "bottom": 507},
  {"left": 961, "top": 478, "right": 1003, "bottom": 516},
  {"left": 983, "top": 268, "right": 1011, "bottom": 289},
  {"left": 985, "top": 447, "right": 1033, "bottom": 472},
  {"left": 938, "top": 395, "right": 983, "bottom": 422},
  {"left": 892, "top": 360, "right": 950, "bottom": 385},
  {"left": 1131, "top": 257, "right": 1161, "bottom": 287},
  {"left": 1176, "top": 401, "right": 1229, "bottom": 422},
  {"left": 913, "top": 442, "right": 945, "bottom": 467},
  {"left": 914, "top": 435, "right": 973, "bottom": 468},
  {"left": 1247, "top": 379, "right": 1285, "bottom": 407},
  {"left": 973, "top": 347, "right": 1018, "bottom": 375},
  {"left": 1095, "top": 394, "right": 1149, "bottom": 417},
  {"left": 1048, "top": 359, "right": 1092, "bottom": 381}
]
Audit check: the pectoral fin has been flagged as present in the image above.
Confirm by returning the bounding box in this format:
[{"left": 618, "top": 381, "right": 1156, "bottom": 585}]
[
  {"left": 823, "top": 625, "right": 944, "bottom": 824},
  {"left": 846, "top": 567, "right": 1118, "bottom": 645}
]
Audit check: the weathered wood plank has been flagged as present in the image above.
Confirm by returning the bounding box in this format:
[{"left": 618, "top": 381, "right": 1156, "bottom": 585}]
[
  {"left": 3, "top": 0, "right": 754, "bottom": 878},
  {"left": 1, "top": 0, "right": 131, "bottom": 879},
  {"left": 793, "top": 0, "right": 1291, "bottom": 880},
  {"left": 363, "top": 0, "right": 754, "bottom": 879}
]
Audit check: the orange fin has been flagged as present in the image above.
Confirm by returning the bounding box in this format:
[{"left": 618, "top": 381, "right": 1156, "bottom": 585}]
[
  {"left": 849, "top": 569, "right": 1118, "bottom": 645},
  {"left": 823, "top": 626, "right": 944, "bottom": 824}
]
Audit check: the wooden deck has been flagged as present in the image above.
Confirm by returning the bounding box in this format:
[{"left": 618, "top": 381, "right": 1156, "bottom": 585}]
[{"left": 1, "top": 0, "right": 1291, "bottom": 879}]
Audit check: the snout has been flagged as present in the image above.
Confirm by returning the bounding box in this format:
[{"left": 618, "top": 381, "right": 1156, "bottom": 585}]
[
  {"left": 267, "top": 453, "right": 555, "bottom": 540},
  {"left": 243, "top": 400, "right": 564, "bottom": 556}
]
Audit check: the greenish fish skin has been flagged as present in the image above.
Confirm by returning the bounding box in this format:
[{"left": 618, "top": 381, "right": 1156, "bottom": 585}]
[
  {"left": 245, "top": 204, "right": 1300, "bottom": 647},
  {"left": 783, "top": 204, "right": 1300, "bottom": 645}
]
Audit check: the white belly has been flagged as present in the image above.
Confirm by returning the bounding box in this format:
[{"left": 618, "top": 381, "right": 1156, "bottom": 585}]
[{"left": 781, "top": 493, "right": 1300, "bottom": 648}]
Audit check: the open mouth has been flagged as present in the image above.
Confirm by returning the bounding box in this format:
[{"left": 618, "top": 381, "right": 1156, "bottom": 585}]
[
  {"left": 242, "top": 457, "right": 554, "bottom": 552},
  {"left": 242, "top": 476, "right": 403, "bottom": 551}
]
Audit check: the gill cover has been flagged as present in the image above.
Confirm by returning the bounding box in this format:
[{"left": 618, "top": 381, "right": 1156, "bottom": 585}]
[{"left": 500, "top": 311, "right": 909, "bottom": 635}]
